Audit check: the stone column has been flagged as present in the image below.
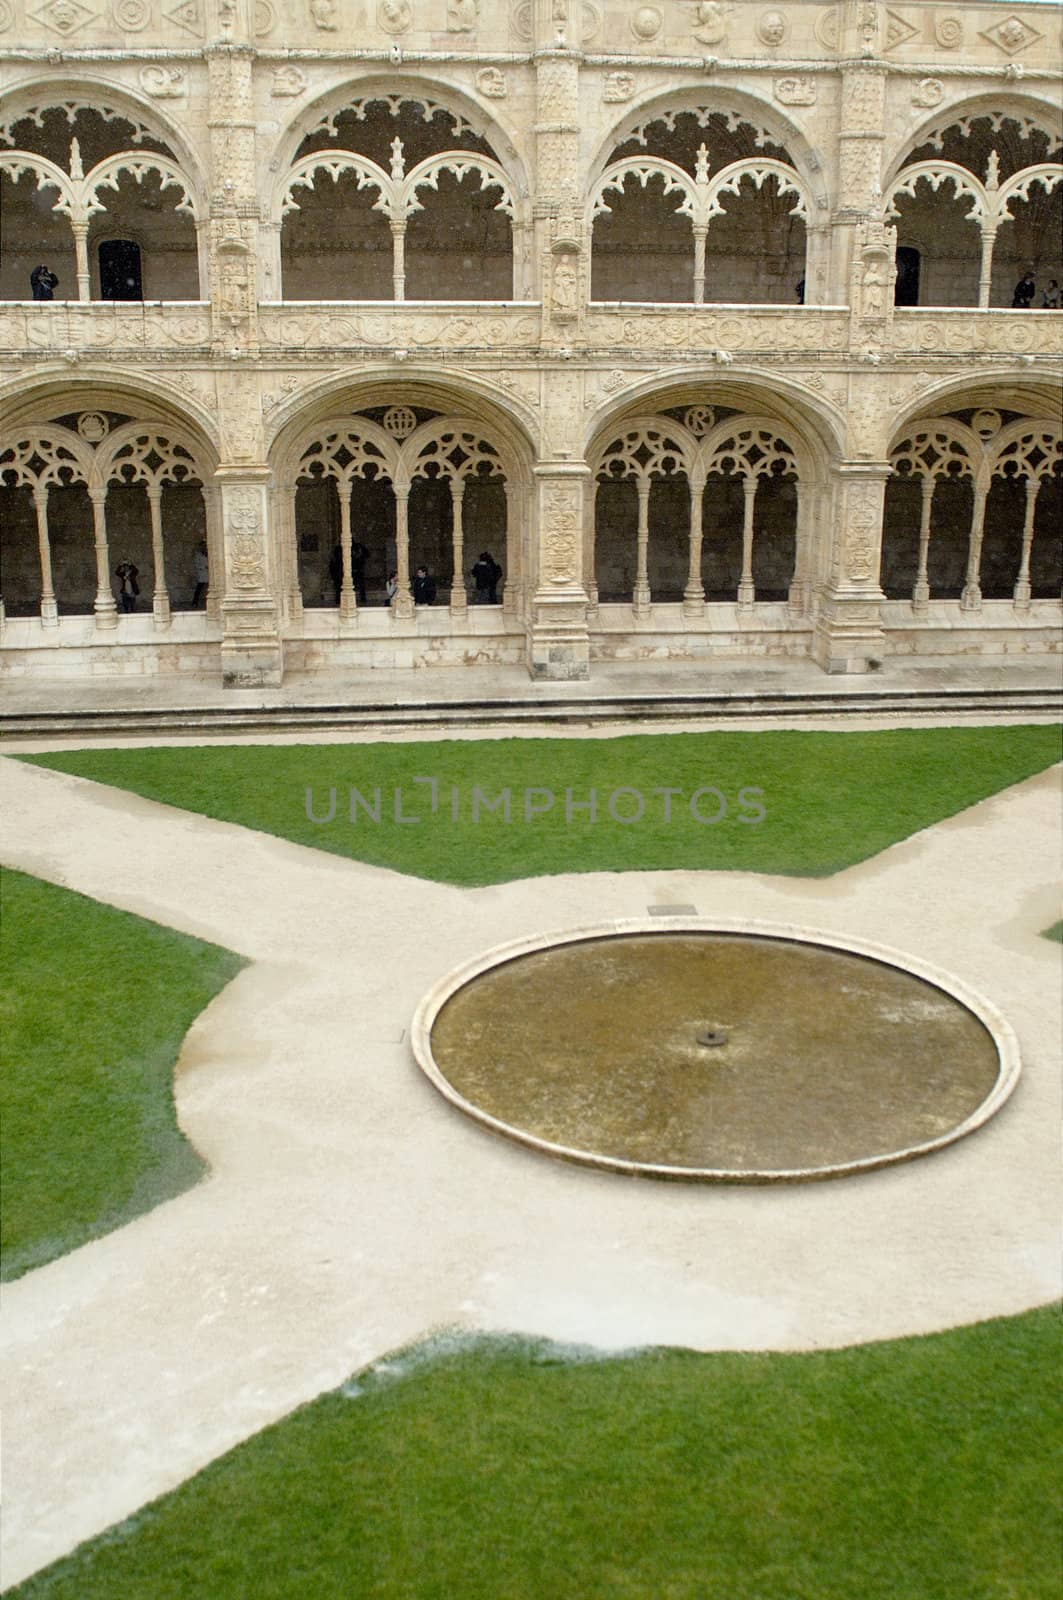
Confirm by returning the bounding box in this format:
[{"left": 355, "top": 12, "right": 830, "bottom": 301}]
[
  {"left": 526, "top": 463, "right": 590, "bottom": 679},
  {"left": 960, "top": 478, "right": 989, "bottom": 612},
  {"left": 33, "top": 487, "right": 58, "bottom": 627},
  {"left": 501, "top": 480, "right": 521, "bottom": 618},
  {"left": 449, "top": 480, "right": 468, "bottom": 617},
  {"left": 1012, "top": 477, "right": 1039, "bottom": 611},
  {"left": 633, "top": 478, "right": 651, "bottom": 617},
  {"left": 207, "top": 48, "right": 260, "bottom": 356},
  {"left": 583, "top": 480, "right": 598, "bottom": 615},
  {"left": 912, "top": 474, "right": 935, "bottom": 613},
  {"left": 216, "top": 471, "right": 284, "bottom": 685},
  {"left": 830, "top": 65, "right": 887, "bottom": 309},
  {"left": 787, "top": 480, "right": 811, "bottom": 616},
  {"left": 390, "top": 220, "right": 407, "bottom": 303},
  {"left": 977, "top": 224, "right": 997, "bottom": 311},
  {"left": 146, "top": 483, "right": 171, "bottom": 628},
  {"left": 72, "top": 221, "right": 91, "bottom": 302},
  {"left": 812, "top": 464, "right": 889, "bottom": 674},
  {"left": 337, "top": 480, "right": 357, "bottom": 622},
  {"left": 736, "top": 476, "right": 757, "bottom": 612},
  {"left": 391, "top": 479, "right": 415, "bottom": 619},
  {"left": 89, "top": 486, "right": 118, "bottom": 629},
  {"left": 682, "top": 473, "right": 706, "bottom": 618},
  {"left": 692, "top": 225, "right": 708, "bottom": 305},
  {"left": 202, "top": 483, "right": 224, "bottom": 623}
]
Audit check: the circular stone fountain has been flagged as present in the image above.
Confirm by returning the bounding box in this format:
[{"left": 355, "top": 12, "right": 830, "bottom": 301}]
[{"left": 411, "top": 921, "right": 1020, "bottom": 1182}]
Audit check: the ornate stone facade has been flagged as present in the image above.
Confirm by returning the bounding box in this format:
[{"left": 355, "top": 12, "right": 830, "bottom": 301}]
[{"left": 0, "top": 0, "right": 1059, "bottom": 683}]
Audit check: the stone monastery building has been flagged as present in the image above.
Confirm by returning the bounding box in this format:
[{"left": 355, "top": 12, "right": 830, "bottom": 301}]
[{"left": 0, "top": 0, "right": 1059, "bottom": 684}]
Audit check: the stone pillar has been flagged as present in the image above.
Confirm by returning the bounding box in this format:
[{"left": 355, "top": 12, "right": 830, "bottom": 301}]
[
  {"left": 533, "top": 33, "right": 583, "bottom": 338},
  {"left": 449, "top": 481, "right": 468, "bottom": 617},
  {"left": 89, "top": 486, "right": 118, "bottom": 629},
  {"left": 812, "top": 465, "right": 889, "bottom": 674},
  {"left": 1012, "top": 477, "right": 1039, "bottom": 611},
  {"left": 337, "top": 481, "right": 357, "bottom": 622},
  {"left": 216, "top": 471, "right": 284, "bottom": 686},
  {"left": 683, "top": 473, "right": 706, "bottom": 618},
  {"left": 977, "top": 224, "right": 997, "bottom": 312},
  {"left": 390, "top": 220, "right": 407, "bottom": 302},
  {"left": 912, "top": 474, "right": 934, "bottom": 613},
  {"left": 146, "top": 483, "right": 172, "bottom": 629},
  {"left": 830, "top": 65, "right": 887, "bottom": 310},
  {"left": 736, "top": 476, "right": 757, "bottom": 612},
  {"left": 72, "top": 221, "right": 91, "bottom": 302},
  {"left": 501, "top": 480, "right": 522, "bottom": 618},
  {"left": 391, "top": 479, "right": 415, "bottom": 619},
  {"left": 787, "top": 480, "right": 811, "bottom": 617},
  {"left": 202, "top": 483, "right": 224, "bottom": 623},
  {"left": 526, "top": 463, "right": 590, "bottom": 680},
  {"left": 692, "top": 225, "right": 708, "bottom": 306},
  {"left": 207, "top": 47, "right": 260, "bottom": 356},
  {"left": 960, "top": 478, "right": 990, "bottom": 612},
  {"left": 633, "top": 479, "right": 651, "bottom": 616},
  {"left": 33, "top": 487, "right": 58, "bottom": 627},
  {"left": 583, "top": 480, "right": 599, "bottom": 615}
]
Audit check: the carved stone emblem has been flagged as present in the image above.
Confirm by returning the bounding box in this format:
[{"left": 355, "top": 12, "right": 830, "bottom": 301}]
[
  {"left": 757, "top": 9, "right": 787, "bottom": 45},
  {"left": 163, "top": 0, "right": 201, "bottom": 31},
  {"left": 309, "top": 0, "right": 337, "bottom": 25},
  {"left": 140, "top": 64, "right": 186, "bottom": 96},
  {"left": 28, "top": 0, "right": 97, "bottom": 33},
  {"left": 691, "top": 1, "right": 728, "bottom": 45},
  {"left": 630, "top": 5, "right": 660, "bottom": 39},
  {"left": 476, "top": 67, "right": 506, "bottom": 98},
  {"left": 911, "top": 78, "right": 945, "bottom": 109},
  {"left": 814, "top": 5, "right": 838, "bottom": 49},
  {"left": 980, "top": 15, "right": 1041, "bottom": 55},
  {"left": 447, "top": 0, "right": 476, "bottom": 28},
  {"left": 774, "top": 76, "right": 816, "bottom": 106},
  {"left": 271, "top": 65, "right": 307, "bottom": 96},
  {"left": 933, "top": 12, "right": 962, "bottom": 48},
  {"left": 883, "top": 7, "right": 918, "bottom": 50},
  {"left": 377, "top": 0, "right": 410, "bottom": 32},
  {"left": 77, "top": 412, "right": 109, "bottom": 442},
  {"left": 603, "top": 71, "right": 636, "bottom": 103},
  {"left": 113, "top": 0, "right": 149, "bottom": 28}
]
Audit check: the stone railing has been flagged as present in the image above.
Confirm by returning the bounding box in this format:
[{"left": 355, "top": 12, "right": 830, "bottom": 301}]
[
  {"left": 0, "top": 302, "right": 213, "bottom": 357},
  {"left": 890, "top": 309, "right": 1063, "bottom": 357},
  {"left": 584, "top": 305, "right": 851, "bottom": 355}
]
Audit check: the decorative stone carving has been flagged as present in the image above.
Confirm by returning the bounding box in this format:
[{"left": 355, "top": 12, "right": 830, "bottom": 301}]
[
  {"left": 253, "top": 0, "right": 274, "bottom": 33},
  {"left": 140, "top": 65, "right": 186, "bottom": 97},
  {"left": 0, "top": 0, "right": 12, "bottom": 28},
  {"left": 163, "top": 0, "right": 201, "bottom": 32},
  {"left": 542, "top": 484, "right": 580, "bottom": 583},
  {"left": 226, "top": 490, "right": 266, "bottom": 590},
  {"left": 814, "top": 5, "right": 838, "bottom": 49},
  {"left": 603, "top": 72, "right": 635, "bottom": 104},
  {"left": 844, "top": 492, "right": 879, "bottom": 583},
  {"left": 113, "top": 0, "right": 150, "bottom": 28},
  {"left": 774, "top": 76, "right": 816, "bottom": 106},
  {"left": 883, "top": 8, "right": 918, "bottom": 51},
  {"left": 851, "top": 219, "right": 896, "bottom": 321},
  {"left": 29, "top": 0, "right": 98, "bottom": 34},
  {"left": 691, "top": 1, "right": 728, "bottom": 46},
  {"left": 271, "top": 66, "right": 307, "bottom": 97},
  {"left": 511, "top": 0, "right": 531, "bottom": 38},
  {"left": 77, "top": 412, "right": 110, "bottom": 442},
  {"left": 310, "top": 0, "right": 338, "bottom": 26},
  {"left": 933, "top": 13, "right": 962, "bottom": 49},
  {"left": 476, "top": 68, "right": 507, "bottom": 98},
  {"left": 377, "top": 0, "right": 410, "bottom": 32},
  {"left": 447, "top": 0, "right": 476, "bottom": 29},
  {"left": 757, "top": 9, "right": 787, "bottom": 46},
  {"left": 630, "top": 5, "right": 660, "bottom": 40},
  {"left": 980, "top": 15, "right": 1041, "bottom": 55},
  {"left": 911, "top": 79, "right": 945, "bottom": 110}
]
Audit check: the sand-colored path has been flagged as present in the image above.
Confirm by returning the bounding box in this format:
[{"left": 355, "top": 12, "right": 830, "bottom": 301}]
[{"left": 1, "top": 754, "right": 1060, "bottom": 1588}]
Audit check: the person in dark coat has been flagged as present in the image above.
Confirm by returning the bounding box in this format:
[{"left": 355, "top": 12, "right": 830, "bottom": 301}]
[
  {"left": 350, "top": 540, "right": 368, "bottom": 605},
  {"left": 115, "top": 561, "right": 140, "bottom": 613},
  {"left": 413, "top": 565, "right": 437, "bottom": 605},
  {"left": 471, "top": 550, "right": 502, "bottom": 604},
  {"left": 30, "top": 265, "right": 59, "bottom": 301},
  {"left": 1011, "top": 272, "right": 1036, "bottom": 308}
]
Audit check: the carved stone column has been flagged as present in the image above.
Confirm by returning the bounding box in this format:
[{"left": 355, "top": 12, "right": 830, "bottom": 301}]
[
  {"left": 912, "top": 474, "right": 934, "bottom": 614},
  {"left": 391, "top": 479, "right": 415, "bottom": 619},
  {"left": 449, "top": 481, "right": 468, "bottom": 618},
  {"left": 960, "top": 477, "right": 989, "bottom": 612},
  {"left": 736, "top": 477, "right": 757, "bottom": 613},
  {"left": 501, "top": 481, "right": 522, "bottom": 618},
  {"left": 1012, "top": 477, "right": 1039, "bottom": 611},
  {"left": 33, "top": 487, "right": 58, "bottom": 627},
  {"left": 683, "top": 472, "right": 706, "bottom": 618},
  {"left": 202, "top": 483, "right": 224, "bottom": 624},
  {"left": 216, "top": 471, "right": 283, "bottom": 686},
  {"left": 812, "top": 464, "right": 889, "bottom": 674},
  {"left": 146, "top": 484, "right": 172, "bottom": 629},
  {"left": 533, "top": 41, "right": 583, "bottom": 338},
  {"left": 633, "top": 479, "right": 651, "bottom": 616},
  {"left": 89, "top": 486, "right": 118, "bottom": 629},
  {"left": 71, "top": 221, "right": 91, "bottom": 302},
  {"left": 337, "top": 481, "right": 357, "bottom": 623},
  {"left": 207, "top": 47, "right": 260, "bottom": 355},
  {"left": 831, "top": 64, "right": 887, "bottom": 311},
  {"left": 527, "top": 463, "right": 590, "bottom": 680}
]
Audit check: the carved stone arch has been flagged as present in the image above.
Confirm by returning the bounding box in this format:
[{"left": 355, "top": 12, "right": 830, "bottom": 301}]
[
  {"left": 401, "top": 415, "right": 510, "bottom": 486},
  {"left": 271, "top": 74, "right": 530, "bottom": 207},
  {"left": 0, "top": 150, "right": 76, "bottom": 218},
  {"left": 0, "top": 76, "right": 207, "bottom": 197},
  {"left": 592, "top": 414, "right": 697, "bottom": 481},
  {"left": 276, "top": 149, "right": 392, "bottom": 224},
  {"left": 883, "top": 93, "right": 1063, "bottom": 189},
  {"left": 294, "top": 415, "right": 398, "bottom": 487},
  {"left": 0, "top": 425, "right": 93, "bottom": 490},
  {"left": 884, "top": 161, "right": 987, "bottom": 227},
  {"left": 588, "top": 157, "right": 696, "bottom": 227},
  {"left": 83, "top": 150, "right": 201, "bottom": 224},
  {"left": 997, "top": 164, "right": 1063, "bottom": 223},
  {"left": 701, "top": 419, "right": 800, "bottom": 481},
  {"left": 96, "top": 421, "right": 209, "bottom": 493},
  {"left": 400, "top": 151, "right": 516, "bottom": 222},
  {"left": 987, "top": 420, "right": 1062, "bottom": 484},
  {"left": 0, "top": 372, "right": 223, "bottom": 463},
  {"left": 888, "top": 419, "right": 980, "bottom": 482},
  {"left": 589, "top": 86, "right": 827, "bottom": 211},
  {"left": 705, "top": 158, "right": 812, "bottom": 225}
]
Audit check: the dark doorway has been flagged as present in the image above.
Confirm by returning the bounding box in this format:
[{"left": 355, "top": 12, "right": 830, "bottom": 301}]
[
  {"left": 894, "top": 246, "right": 920, "bottom": 307},
  {"left": 99, "top": 239, "right": 143, "bottom": 301}
]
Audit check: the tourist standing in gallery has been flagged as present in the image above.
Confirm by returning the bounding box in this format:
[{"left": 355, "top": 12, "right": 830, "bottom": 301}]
[
  {"left": 30, "top": 264, "right": 59, "bottom": 300},
  {"left": 115, "top": 560, "right": 140, "bottom": 613}
]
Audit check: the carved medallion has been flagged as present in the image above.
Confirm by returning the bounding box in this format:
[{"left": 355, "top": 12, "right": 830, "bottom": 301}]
[
  {"left": 630, "top": 4, "right": 661, "bottom": 39},
  {"left": 271, "top": 64, "right": 306, "bottom": 96},
  {"left": 774, "top": 75, "right": 816, "bottom": 105},
  {"left": 77, "top": 412, "right": 110, "bottom": 442},
  {"left": 883, "top": 7, "right": 918, "bottom": 50},
  {"left": 814, "top": 5, "right": 838, "bottom": 49},
  {"left": 113, "top": 0, "right": 150, "bottom": 27},
  {"left": 163, "top": 0, "right": 201, "bottom": 31},
  {"left": 980, "top": 15, "right": 1042, "bottom": 55},
  {"left": 911, "top": 78, "right": 945, "bottom": 109},
  {"left": 933, "top": 13, "right": 962, "bottom": 48},
  {"left": 28, "top": 0, "right": 98, "bottom": 33},
  {"left": 691, "top": 1, "right": 728, "bottom": 45},
  {"left": 377, "top": 0, "right": 410, "bottom": 31},
  {"left": 757, "top": 9, "right": 787, "bottom": 45},
  {"left": 140, "top": 64, "right": 186, "bottom": 95},
  {"left": 603, "top": 71, "right": 635, "bottom": 103},
  {"left": 476, "top": 67, "right": 506, "bottom": 98}
]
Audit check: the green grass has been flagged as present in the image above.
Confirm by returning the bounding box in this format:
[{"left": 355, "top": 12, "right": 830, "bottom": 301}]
[
  {"left": 11, "top": 1307, "right": 1061, "bottom": 1600},
  {"left": 19, "top": 725, "right": 1061, "bottom": 885},
  {"left": 0, "top": 867, "right": 245, "bottom": 1281},
  {"left": 1043, "top": 921, "right": 1063, "bottom": 942}
]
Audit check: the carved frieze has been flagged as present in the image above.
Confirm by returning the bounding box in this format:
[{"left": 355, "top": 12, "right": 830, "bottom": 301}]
[
  {"left": 882, "top": 7, "right": 918, "bottom": 51},
  {"left": 29, "top": 0, "right": 98, "bottom": 33},
  {"left": 163, "top": 0, "right": 201, "bottom": 32},
  {"left": 774, "top": 76, "right": 816, "bottom": 107}
]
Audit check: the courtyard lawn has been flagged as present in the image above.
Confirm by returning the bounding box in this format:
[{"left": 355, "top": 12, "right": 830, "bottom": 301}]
[
  {"left": 0, "top": 868, "right": 245, "bottom": 1281},
  {"left": 11, "top": 1306, "right": 1061, "bottom": 1600},
  {"left": 20, "top": 724, "right": 1061, "bottom": 886},
  {"left": 1043, "top": 921, "right": 1063, "bottom": 942}
]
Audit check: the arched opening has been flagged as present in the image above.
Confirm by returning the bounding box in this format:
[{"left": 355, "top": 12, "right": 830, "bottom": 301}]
[
  {"left": 894, "top": 245, "right": 921, "bottom": 306},
  {"left": 279, "top": 96, "right": 516, "bottom": 303},
  {"left": 98, "top": 238, "right": 142, "bottom": 301}
]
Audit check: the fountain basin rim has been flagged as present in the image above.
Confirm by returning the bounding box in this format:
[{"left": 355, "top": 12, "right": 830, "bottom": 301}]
[{"left": 410, "top": 917, "right": 1022, "bottom": 1184}]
